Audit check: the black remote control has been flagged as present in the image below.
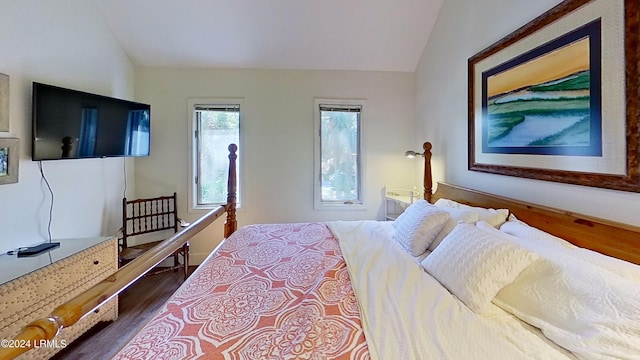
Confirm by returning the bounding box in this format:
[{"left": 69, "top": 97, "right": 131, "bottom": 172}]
[{"left": 17, "top": 242, "right": 61, "bottom": 257}]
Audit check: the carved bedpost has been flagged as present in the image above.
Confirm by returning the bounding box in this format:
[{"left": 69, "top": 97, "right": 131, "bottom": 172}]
[
  {"left": 224, "top": 144, "right": 238, "bottom": 238},
  {"left": 423, "top": 142, "right": 433, "bottom": 202}
]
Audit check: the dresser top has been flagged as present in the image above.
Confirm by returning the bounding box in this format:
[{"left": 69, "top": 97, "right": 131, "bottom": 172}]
[{"left": 0, "top": 237, "right": 114, "bottom": 285}]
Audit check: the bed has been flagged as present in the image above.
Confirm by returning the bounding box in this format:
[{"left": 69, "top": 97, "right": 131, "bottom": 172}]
[{"left": 4, "top": 143, "right": 640, "bottom": 360}]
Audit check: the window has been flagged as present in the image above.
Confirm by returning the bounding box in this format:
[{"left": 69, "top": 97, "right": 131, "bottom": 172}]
[
  {"left": 189, "top": 99, "right": 241, "bottom": 210},
  {"left": 314, "top": 99, "right": 366, "bottom": 209}
]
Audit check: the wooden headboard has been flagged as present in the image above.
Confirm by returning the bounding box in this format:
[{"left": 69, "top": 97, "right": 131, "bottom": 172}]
[
  {"left": 431, "top": 182, "right": 640, "bottom": 265},
  {"left": 418, "top": 141, "right": 640, "bottom": 265}
]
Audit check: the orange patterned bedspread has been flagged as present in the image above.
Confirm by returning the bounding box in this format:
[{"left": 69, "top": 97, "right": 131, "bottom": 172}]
[{"left": 114, "top": 223, "right": 370, "bottom": 360}]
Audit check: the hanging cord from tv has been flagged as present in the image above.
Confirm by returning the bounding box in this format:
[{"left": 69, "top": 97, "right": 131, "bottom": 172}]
[{"left": 38, "top": 161, "right": 55, "bottom": 243}]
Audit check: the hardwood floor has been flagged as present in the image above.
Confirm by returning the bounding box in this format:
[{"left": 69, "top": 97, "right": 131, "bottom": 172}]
[{"left": 51, "top": 267, "right": 195, "bottom": 360}]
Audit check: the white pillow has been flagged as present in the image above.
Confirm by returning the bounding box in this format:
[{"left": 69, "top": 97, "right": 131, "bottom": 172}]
[
  {"left": 427, "top": 207, "right": 479, "bottom": 251},
  {"left": 494, "top": 255, "right": 640, "bottom": 360},
  {"left": 434, "top": 198, "right": 508, "bottom": 227},
  {"left": 480, "top": 220, "right": 640, "bottom": 358},
  {"left": 499, "top": 214, "right": 576, "bottom": 250},
  {"left": 479, "top": 219, "right": 563, "bottom": 254},
  {"left": 421, "top": 222, "right": 538, "bottom": 314},
  {"left": 392, "top": 200, "right": 450, "bottom": 256},
  {"left": 500, "top": 214, "right": 640, "bottom": 282}
]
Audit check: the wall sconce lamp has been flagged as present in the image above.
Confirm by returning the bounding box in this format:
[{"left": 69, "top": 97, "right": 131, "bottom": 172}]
[
  {"left": 404, "top": 142, "right": 433, "bottom": 202},
  {"left": 404, "top": 150, "right": 423, "bottom": 158}
]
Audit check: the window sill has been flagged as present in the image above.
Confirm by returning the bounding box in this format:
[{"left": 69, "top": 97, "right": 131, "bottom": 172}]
[
  {"left": 314, "top": 202, "right": 367, "bottom": 211},
  {"left": 188, "top": 203, "right": 242, "bottom": 214}
]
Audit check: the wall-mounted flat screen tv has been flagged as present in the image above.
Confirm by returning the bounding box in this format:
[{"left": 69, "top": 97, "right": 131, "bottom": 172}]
[{"left": 32, "top": 82, "right": 151, "bottom": 161}]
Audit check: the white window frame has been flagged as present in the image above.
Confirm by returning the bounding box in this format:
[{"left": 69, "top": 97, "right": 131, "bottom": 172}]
[
  {"left": 188, "top": 98, "right": 243, "bottom": 212},
  {"left": 314, "top": 98, "right": 367, "bottom": 210}
]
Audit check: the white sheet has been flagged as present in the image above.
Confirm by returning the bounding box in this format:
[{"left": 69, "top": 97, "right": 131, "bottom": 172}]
[{"left": 329, "top": 220, "right": 576, "bottom": 360}]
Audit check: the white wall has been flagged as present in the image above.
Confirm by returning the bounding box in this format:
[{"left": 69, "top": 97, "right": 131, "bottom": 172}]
[
  {"left": 415, "top": 0, "right": 640, "bottom": 226},
  {"left": 134, "top": 67, "right": 417, "bottom": 262},
  {"left": 0, "top": 0, "right": 136, "bottom": 253}
]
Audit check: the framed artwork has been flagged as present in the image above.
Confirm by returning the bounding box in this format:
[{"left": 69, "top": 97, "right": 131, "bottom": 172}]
[
  {"left": 468, "top": 0, "right": 640, "bottom": 192},
  {"left": 0, "top": 137, "right": 19, "bottom": 185},
  {"left": 0, "top": 73, "right": 8, "bottom": 132}
]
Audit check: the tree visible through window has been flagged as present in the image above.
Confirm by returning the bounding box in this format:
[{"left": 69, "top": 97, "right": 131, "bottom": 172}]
[
  {"left": 317, "top": 102, "right": 363, "bottom": 206},
  {"left": 194, "top": 104, "right": 240, "bottom": 207}
]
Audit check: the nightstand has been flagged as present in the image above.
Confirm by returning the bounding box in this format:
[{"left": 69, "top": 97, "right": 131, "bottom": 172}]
[{"left": 384, "top": 186, "right": 420, "bottom": 220}]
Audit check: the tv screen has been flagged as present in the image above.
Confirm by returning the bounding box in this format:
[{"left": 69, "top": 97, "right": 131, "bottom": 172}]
[{"left": 32, "top": 82, "right": 151, "bottom": 161}]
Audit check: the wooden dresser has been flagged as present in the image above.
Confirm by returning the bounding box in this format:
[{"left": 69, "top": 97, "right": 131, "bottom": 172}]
[{"left": 0, "top": 237, "right": 119, "bottom": 359}]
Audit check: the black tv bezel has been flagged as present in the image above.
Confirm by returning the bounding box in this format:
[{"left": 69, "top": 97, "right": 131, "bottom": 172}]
[{"left": 31, "top": 82, "right": 151, "bottom": 161}]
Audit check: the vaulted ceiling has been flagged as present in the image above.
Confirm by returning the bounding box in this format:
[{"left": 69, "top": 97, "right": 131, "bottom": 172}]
[{"left": 95, "top": 0, "right": 444, "bottom": 72}]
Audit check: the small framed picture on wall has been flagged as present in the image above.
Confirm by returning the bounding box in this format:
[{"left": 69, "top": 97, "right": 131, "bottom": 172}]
[{"left": 0, "top": 138, "right": 19, "bottom": 185}]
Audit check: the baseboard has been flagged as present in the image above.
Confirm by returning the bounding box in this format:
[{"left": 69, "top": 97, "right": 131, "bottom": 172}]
[{"left": 189, "top": 253, "right": 210, "bottom": 265}]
